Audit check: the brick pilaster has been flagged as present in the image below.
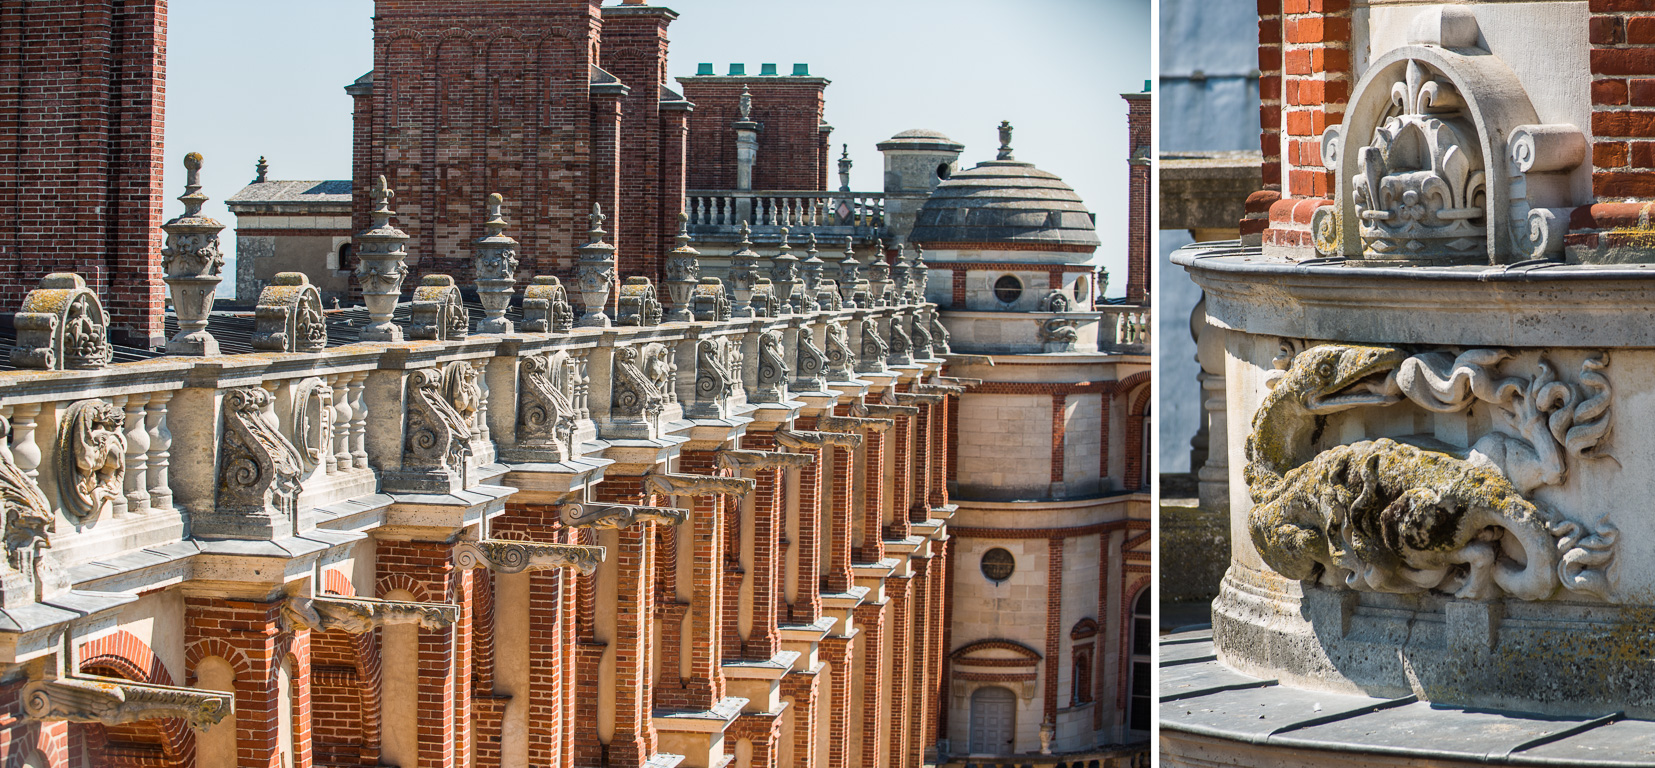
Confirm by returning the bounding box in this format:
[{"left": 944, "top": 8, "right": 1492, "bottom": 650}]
[
  {"left": 820, "top": 636, "right": 856, "bottom": 768},
  {"left": 858, "top": 429, "right": 887, "bottom": 563},
  {"left": 825, "top": 442, "right": 856, "bottom": 594},
  {"left": 906, "top": 559, "right": 932, "bottom": 768},
  {"left": 185, "top": 597, "right": 291, "bottom": 768},
  {"left": 927, "top": 395, "right": 951, "bottom": 510},
  {"left": 885, "top": 574, "right": 913, "bottom": 768},
  {"left": 742, "top": 434, "right": 785, "bottom": 660},
  {"left": 909, "top": 401, "right": 932, "bottom": 522},
  {"left": 780, "top": 667, "right": 820, "bottom": 768},
  {"left": 854, "top": 600, "right": 887, "bottom": 768},
  {"left": 791, "top": 445, "right": 825, "bottom": 624}
]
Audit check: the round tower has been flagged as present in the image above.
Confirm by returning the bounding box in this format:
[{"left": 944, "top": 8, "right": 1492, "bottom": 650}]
[{"left": 878, "top": 129, "right": 965, "bottom": 245}]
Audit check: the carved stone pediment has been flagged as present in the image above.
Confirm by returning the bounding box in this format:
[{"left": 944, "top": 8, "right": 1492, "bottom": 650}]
[
  {"left": 522, "top": 276, "right": 575, "bottom": 334},
  {"left": 753, "top": 330, "right": 790, "bottom": 403},
  {"left": 24, "top": 674, "right": 233, "bottom": 731},
  {"left": 716, "top": 449, "right": 817, "bottom": 471},
  {"left": 208, "top": 387, "right": 304, "bottom": 540},
  {"left": 561, "top": 502, "right": 689, "bottom": 529},
  {"left": 10, "top": 273, "right": 113, "bottom": 371},
  {"left": 287, "top": 595, "right": 459, "bottom": 633},
  {"left": 642, "top": 471, "right": 755, "bottom": 499},
  {"left": 453, "top": 540, "right": 606, "bottom": 575},
  {"left": 819, "top": 414, "right": 894, "bottom": 434},
  {"left": 409, "top": 275, "right": 469, "bottom": 341},
  {"left": 56, "top": 399, "right": 125, "bottom": 524},
  {"left": 252, "top": 272, "right": 328, "bottom": 353},
  {"left": 775, "top": 429, "right": 862, "bottom": 451}
]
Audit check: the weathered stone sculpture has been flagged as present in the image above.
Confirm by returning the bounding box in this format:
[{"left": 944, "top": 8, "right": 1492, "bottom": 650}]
[
  {"left": 750, "top": 279, "right": 780, "bottom": 318},
  {"left": 910, "top": 311, "right": 933, "bottom": 360},
  {"left": 1039, "top": 290, "right": 1073, "bottom": 313},
  {"left": 287, "top": 594, "right": 459, "bottom": 634},
  {"left": 0, "top": 412, "right": 52, "bottom": 607},
  {"left": 695, "top": 337, "right": 738, "bottom": 406},
  {"left": 716, "top": 449, "right": 816, "bottom": 471},
  {"left": 207, "top": 387, "right": 304, "bottom": 540},
  {"left": 510, "top": 352, "right": 578, "bottom": 463},
  {"left": 890, "top": 244, "right": 912, "bottom": 304},
  {"left": 24, "top": 672, "right": 233, "bottom": 731},
  {"left": 160, "top": 152, "right": 226, "bottom": 355},
  {"left": 692, "top": 278, "right": 733, "bottom": 322},
  {"left": 354, "top": 176, "right": 411, "bottom": 342},
  {"left": 453, "top": 539, "right": 605, "bottom": 576},
  {"left": 664, "top": 212, "right": 701, "bottom": 323},
  {"left": 642, "top": 471, "right": 756, "bottom": 500},
  {"left": 408, "top": 275, "right": 469, "bottom": 341},
  {"left": 611, "top": 345, "right": 666, "bottom": 422},
  {"left": 798, "top": 233, "right": 824, "bottom": 312},
  {"left": 575, "top": 204, "right": 617, "bottom": 327},
  {"left": 728, "top": 222, "right": 761, "bottom": 317},
  {"left": 770, "top": 227, "right": 799, "bottom": 313},
  {"left": 394, "top": 367, "right": 473, "bottom": 492},
  {"left": 928, "top": 309, "right": 951, "bottom": 354},
  {"left": 825, "top": 320, "right": 857, "bottom": 380},
  {"left": 473, "top": 192, "right": 520, "bottom": 334},
  {"left": 522, "top": 276, "right": 574, "bottom": 334},
  {"left": 753, "top": 330, "right": 790, "bottom": 402},
  {"left": 10, "top": 273, "right": 112, "bottom": 370},
  {"left": 561, "top": 502, "right": 689, "bottom": 529},
  {"left": 252, "top": 273, "right": 328, "bottom": 353},
  {"left": 617, "top": 277, "right": 663, "bottom": 326},
  {"left": 867, "top": 239, "right": 893, "bottom": 306},
  {"left": 1038, "top": 317, "right": 1079, "bottom": 352},
  {"left": 886, "top": 314, "right": 913, "bottom": 365},
  {"left": 56, "top": 399, "right": 125, "bottom": 524},
  {"left": 795, "top": 328, "right": 828, "bottom": 392},
  {"left": 857, "top": 319, "right": 888, "bottom": 374},
  {"left": 290, "top": 377, "right": 332, "bottom": 473}
]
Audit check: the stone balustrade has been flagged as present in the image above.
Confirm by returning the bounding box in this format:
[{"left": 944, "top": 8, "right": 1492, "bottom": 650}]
[{"left": 687, "top": 189, "right": 886, "bottom": 231}]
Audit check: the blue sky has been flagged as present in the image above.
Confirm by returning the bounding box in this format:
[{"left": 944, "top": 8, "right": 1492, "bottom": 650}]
[{"left": 166, "top": 0, "right": 1150, "bottom": 297}]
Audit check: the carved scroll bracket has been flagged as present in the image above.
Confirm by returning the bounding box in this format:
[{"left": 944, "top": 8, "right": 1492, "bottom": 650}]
[
  {"left": 452, "top": 540, "right": 606, "bottom": 576},
  {"left": 23, "top": 675, "right": 233, "bottom": 732},
  {"left": 284, "top": 595, "right": 459, "bottom": 634},
  {"left": 861, "top": 404, "right": 920, "bottom": 419},
  {"left": 913, "top": 383, "right": 966, "bottom": 396},
  {"left": 560, "top": 502, "right": 690, "bottom": 529},
  {"left": 818, "top": 414, "right": 895, "bottom": 434},
  {"left": 642, "top": 471, "right": 756, "bottom": 499},
  {"left": 716, "top": 449, "right": 818, "bottom": 471},
  {"left": 775, "top": 429, "right": 862, "bottom": 451},
  {"left": 893, "top": 392, "right": 946, "bottom": 406}
]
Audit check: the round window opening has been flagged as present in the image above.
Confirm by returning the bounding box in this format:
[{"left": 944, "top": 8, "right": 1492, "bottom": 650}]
[
  {"left": 937, "top": 163, "right": 952, "bottom": 180},
  {"left": 981, "top": 548, "right": 1016, "bottom": 582},
  {"left": 993, "top": 275, "right": 1023, "bottom": 305}
]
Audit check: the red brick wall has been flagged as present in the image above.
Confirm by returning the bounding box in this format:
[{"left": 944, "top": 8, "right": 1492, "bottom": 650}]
[
  {"left": 0, "top": 0, "right": 167, "bottom": 348},
  {"left": 1253, "top": 0, "right": 1351, "bottom": 244},
  {"left": 679, "top": 77, "right": 830, "bottom": 192},
  {"left": 1123, "top": 93, "right": 1151, "bottom": 304},
  {"left": 1590, "top": 1, "right": 1655, "bottom": 198}
]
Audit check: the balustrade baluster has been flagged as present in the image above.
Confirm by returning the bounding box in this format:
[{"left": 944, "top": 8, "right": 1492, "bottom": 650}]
[
  {"left": 123, "top": 394, "right": 150, "bottom": 514},
  {"left": 10, "top": 403, "right": 41, "bottom": 486},
  {"left": 350, "top": 372, "right": 370, "bottom": 469},
  {"left": 331, "top": 373, "right": 351, "bottom": 473},
  {"left": 108, "top": 395, "right": 130, "bottom": 519},
  {"left": 145, "top": 393, "right": 172, "bottom": 509},
  {"left": 472, "top": 360, "right": 491, "bottom": 445}
]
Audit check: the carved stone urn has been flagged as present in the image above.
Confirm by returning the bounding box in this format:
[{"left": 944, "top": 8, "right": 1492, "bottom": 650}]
[
  {"left": 354, "top": 176, "right": 411, "bottom": 342},
  {"left": 769, "top": 227, "right": 799, "bottom": 314},
  {"left": 866, "top": 239, "right": 893, "bottom": 307},
  {"left": 663, "top": 212, "right": 700, "bottom": 323},
  {"left": 160, "top": 152, "right": 226, "bottom": 355},
  {"left": 472, "top": 192, "right": 520, "bottom": 334},
  {"left": 728, "top": 221, "right": 760, "bottom": 318},
  {"left": 798, "top": 233, "right": 824, "bottom": 313},
  {"left": 575, "top": 204, "right": 617, "bottom": 328}
]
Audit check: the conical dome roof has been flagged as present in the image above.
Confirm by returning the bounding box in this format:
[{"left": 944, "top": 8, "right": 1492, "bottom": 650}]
[{"left": 910, "top": 159, "right": 1099, "bottom": 250}]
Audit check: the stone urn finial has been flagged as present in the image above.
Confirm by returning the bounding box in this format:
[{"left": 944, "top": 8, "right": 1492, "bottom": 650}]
[
  {"left": 770, "top": 227, "right": 799, "bottom": 314},
  {"left": 254, "top": 155, "right": 268, "bottom": 184},
  {"left": 728, "top": 221, "right": 760, "bottom": 318},
  {"left": 912, "top": 244, "right": 929, "bottom": 302},
  {"left": 838, "top": 144, "right": 852, "bottom": 192},
  {"left": 998, "top": 120, "right": 1015, "bottom": 161},
  {"left": 575, "top": 203, "right": 618, "bottom": 327},
  {"left": 354, "top": 175, "right": 411, "bottom": 341},
  {"left": 160, "top": 152, "right": 226, "bottom": 355},
  {"left": 799, "top": 233, "right": 824, "bottom": 312},
  {"left": 664, "top": 211, "right": 701, "bottom": 323},
  {"left": 739, "top": 86, "right": 753, "bottom": 121},
  {"left": 890, "top": 243, "right": 912, "bottom": 304},
  {"left": 473, "top": 192, "right": 520, "bottom": 334},
  {"left": 838, "top": 236, "right": 862, "bottom": 303},
  {"left": 867, "top": 238, "right": 893, "bottom": 306}
]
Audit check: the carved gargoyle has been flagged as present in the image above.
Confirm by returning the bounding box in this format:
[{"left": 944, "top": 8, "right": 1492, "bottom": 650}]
[
  {"left": 642, "top": 471, "right": 756, "bottom": 499},
  {"left": 452, "top": 539, "right": 606, "bottom": 576},
  {"left": 560, "top": 502, "right": 689, "bottom": 529},
  {"left": 212, "top": 387, "right": 304, "bottom": 538},
  {"left": 56, "top": 400, "right": 125, "bottom": 524}
]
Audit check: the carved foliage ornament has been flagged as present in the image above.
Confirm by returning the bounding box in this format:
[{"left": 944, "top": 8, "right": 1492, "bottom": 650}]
[
  {"left": 24, "top": 675, "right": 233, "bottom": 732},
  {"left": 1245, "top": 344, "right": 1617, "bottom": 603},
  {"left": 404, "top": 367, "right": 473, "bottom": 473},
  {"left": 642, "top": 471, "right": 756, "bottom": 499},
  {"left": 754, "top": 330, "right": 789, "bottom": 402},
  {"left": 252, "top": 273, "right": 328, "bottom": 353},
  {"left": 0, "top": 413, "right": 51, "bottom": 574},
  {"left": 560, "top": 502, "right": 689, "bottom": 529},
  {"left": 11, "top": 274, "right": 113, "bottom": 371},
  {"left": 517, "top": 353, "right": 578, "bottom": 462},
  {"left": 217, "top": 387, "right": 304, "bottom": 524},
  {"left": 612, "top": 345, "right": 666, "bottom": 419},
  {"left": 796, "top": 329, "right": 828, "bottom": 390},
  {"left": 696, "top": 338, "right": 738, "bottom": 403},
  {"left": 453, "top": 539, "right": 605, "bottom": 576},
  {"left": 57, "top": 400, "right": 125, "bottom": 524}
]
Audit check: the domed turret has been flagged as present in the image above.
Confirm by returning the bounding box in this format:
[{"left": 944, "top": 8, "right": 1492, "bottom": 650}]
[{"left": 878, "top": 128, "right": 965, "bottom": 244}]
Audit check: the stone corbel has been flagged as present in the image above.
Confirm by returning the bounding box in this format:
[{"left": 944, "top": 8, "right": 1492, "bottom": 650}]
[
  {"left": 716, "top": 449, "right": 818, "bottom": 471},
  {"left": 818, "top": 414, "right": 895, "bottom": 434},
  {"left": 861, "top": 403, "right": 919, "bottom": 419},
  {"left": 285, "top": 595, "right": 459, "bottom": 634},
  {"left": 775, "top": 429, "right": 863, "bottom": 451},
  {"left": 893, "top": 392, "right": 945, "bottom": 406},
  {"left": 642, "top": 471, "right": 756, "bottom": 499},
  {"left": 934, "top": 375, "right": 982, "bottom": 388},
  {"left": 23, "top": 674, "right": 233, "bottom": 731},
  {"left": 452, "top": 539, "right": 607, "bottom": 576},
  {"left": 913, "top": 383, "right": 965, "bottom": 396},
  {"left": 561, "top": 502, "right": 690, "bottom": 529}
]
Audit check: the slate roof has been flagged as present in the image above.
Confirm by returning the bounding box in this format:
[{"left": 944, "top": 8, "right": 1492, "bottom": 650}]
[
  {"left": 910, "top": 160, "right": 1100, "bottom": 250},
  {"left": 226, "top": 180, "right": 353, "bottom": 208}
]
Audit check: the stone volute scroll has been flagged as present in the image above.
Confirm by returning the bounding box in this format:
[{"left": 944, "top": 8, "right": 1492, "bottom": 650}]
[
  {"left": 560, "top": 502, "right": 690, "bottom": 529},
  {"left": 927, "top": 309, "right": 952, "bottom": 355},
  {"left": 160, "top": 152, "right": 226, "bottom": 356},
  {"left": 795, "top": 327, "right": 828, "bottom": 392},
  {"left": 770, "top": 228, "right": 800, "bottom": 313},
  {"left": 522, "top": 276, "right": 575, "bottom": 334},
  {"left": 818, "top": 414, "right": 895, "bottom": 435},
  {"left": 0, "top": 411, "right": 53, "bottom": 607},
  {"left": 355, "top": 176, "right": 411, "bottom": 342},
  {"left": 910, "top": 311, "right": 933, "bottom": 360},
  {"left": 23, "top": 633, "right": 234, "bottom": 732},
  {"left": 473, "top": 192, "right": 521, "bottom": 334},
  {"left": 409, "top": 275, "right": 469, "bottom": 341},
  {"left": 611, "top": 344, "right": 667, "bottom": 424},
  {"left": 393, "top": 367, "right": 474, "bottom": 493},
  {"left": 209, "top": 387, "right": 305, "bottom": 540},
  {"left": 10, "top": 273, "right": 113, "bottom": 371},
  {"left": 664, "top": 213, "right": 701, "bottom": 323},
  {"left": 252, "top": 272, "right": 328, "bottom": 353},
  {"left": 825, "top": 320, "right": 857, "bottom": 380},
  {"left": 753, "top": 329, "right": 790, "bottom": 403},
  {"left": 886, "top": 313, "right": 913, "bottom": 365},
  {"left": 775, "top": 429, "right": 862, "bottom": 451},
  {"left": 693, "top": 337, "right": 739, "bottom": 410},
  {"left": 716, "top": 448, "right": 818, "bottom": 471},
  {"left": 1314, "top": 13, "right": 1588, "bottom": 264},
  {"left": 641, "top": 471, "right": 756, "bottom": 500},
  {"left": 575, "top": 204, "right": 618, "bottom": 328},
  {"left": 858, "top": 318, "right": 888, "bottom": 374},
  {"left": 509, "top": 351, "right": 579, "bottom": 463},
  {"left": 284, "top": 594, "right": 459, "bottom": 634},
  {"left": 452, "top": 539, "right": 607, "bottom": 576},
  {"left": 56, "top": 399, "right": 126, "bottom": 525}
]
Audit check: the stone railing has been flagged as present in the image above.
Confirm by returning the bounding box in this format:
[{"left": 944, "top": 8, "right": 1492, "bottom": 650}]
[
  {"left": 687, "top": 190, "right": 885, "bottom": 230},
  {"left": 1104, "top": 306, "right": 1151, "bottom": 347}
]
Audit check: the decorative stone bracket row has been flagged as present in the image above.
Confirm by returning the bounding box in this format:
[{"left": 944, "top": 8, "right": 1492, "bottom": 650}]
[
  {"left": 23, "top": 673, "right": 233, "bottom": 732},
  {"left": 283, "top": 594, "right": 461, "bottom": 634},
  {"left": 453, "top": 539, "right": 608, "bottom": 576}
]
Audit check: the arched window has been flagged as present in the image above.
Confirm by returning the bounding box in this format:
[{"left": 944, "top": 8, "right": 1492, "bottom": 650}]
[
  {"left": 1070, "top": 618, "right": 1098, "bottom": 705},
  {"left": 1127, "top": 590, "right": 1151, "bottom": 732}
]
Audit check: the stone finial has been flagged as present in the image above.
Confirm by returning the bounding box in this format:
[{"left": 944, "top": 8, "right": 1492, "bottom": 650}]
[
  {"left": 770, "top": 227, "right": 799, "bottom": 313},
  {"left": 891, "top": 243, "right": 912, "bottom": 303},
  {"left": 838, "top": 144, "right": 852, "bottom": 192},
  {"left": 254, "top": 155, "right": 269, "bottom": 184},
  {"left": 739, "top": 86, "right": 753, "bottom": 121},
  {"left": 798, "top": 233, "right": 824, "bottom": 312},
  {"left": 575, "top": 203, "right": 618, "bottom": 327},
  {"left": 161, "top": 152, "right": 226, "bottom": 355},
  {"left": 664, "top": 211, "right": 701, "bottom": 322},
  {"left": 473, "top": 192, "right": 520, "bottom": 334},
  {"left": 867, "top": 238, "right": 893, "bottom": 306},
  {"left": 728, "top": 221, "right": 761, "bottom": 317},
  {"left": 912, "top": 244, "right": 929, "bottom": 300},
  {"left": 997, "top": 120, "right": 1015, "bottom": 160},
  {"left": 355, "top": 175, "right": 411, "bottom": 341}
]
